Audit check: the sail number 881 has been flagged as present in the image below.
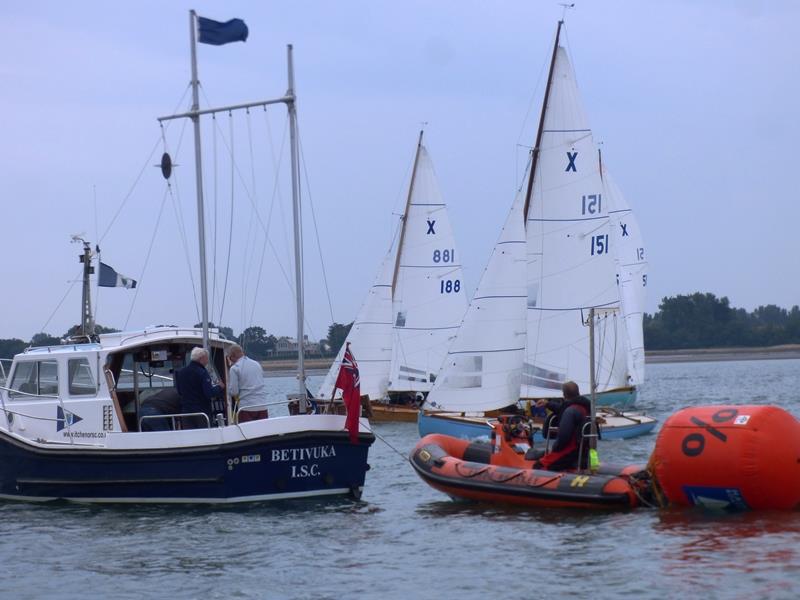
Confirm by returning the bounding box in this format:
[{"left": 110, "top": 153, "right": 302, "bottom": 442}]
[
  {"left": 433, "top": 249, "right": 454, "bottom": 263},
  {"left": 440, "top": 279, "right": 461, "bottom": 294}
]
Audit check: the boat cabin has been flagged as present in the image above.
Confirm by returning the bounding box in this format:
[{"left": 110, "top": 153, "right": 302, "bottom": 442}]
[{"left": 0, "top": 327, "right": 232, "bottom": 443}]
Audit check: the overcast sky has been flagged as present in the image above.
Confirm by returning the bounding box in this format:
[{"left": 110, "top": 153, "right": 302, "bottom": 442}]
[{"left": 1, "top": 0, "right": 798, "bottom": 342}]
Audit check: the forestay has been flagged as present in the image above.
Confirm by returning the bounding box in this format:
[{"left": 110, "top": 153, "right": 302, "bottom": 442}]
[
  {"left": 522, "top": 46, "right": 628, "bottom": 398},
  {"left": 424, "top": 186, "right": 527, "bottom": 412},
  {"left": 389, "top": 145, "right": 467, "bottom": 393},
  {"left": 317, "top": 236, "right": 397, "bottom": 401},
  {"left": 604, "top": 167, "right": 648, "bottom": 386}
]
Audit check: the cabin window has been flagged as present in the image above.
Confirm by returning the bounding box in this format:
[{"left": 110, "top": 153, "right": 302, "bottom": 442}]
[
  {"left": 68, "top": 358, "right": 96, "bottom": 396},
  {"left": 9, "top": 360, "right": 59, "bottom": 398}
]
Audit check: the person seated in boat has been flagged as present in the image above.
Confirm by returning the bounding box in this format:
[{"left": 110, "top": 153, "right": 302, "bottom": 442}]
[
  {"left": 227, "top": 344, "right": 269, "bottom": 422},
  {"left": 176, "top": 347, "right": 225, "bottom": 429},
  {"left": 139, "top": 387, "right": 181, "bottom": 431},
  {"left": 531, "top": 381, "right": 591, "bottom": 471}
]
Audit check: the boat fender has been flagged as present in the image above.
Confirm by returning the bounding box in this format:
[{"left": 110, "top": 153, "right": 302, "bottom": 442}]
[{"left": 650, "top": 404, "right": 800, "bottom": 510}]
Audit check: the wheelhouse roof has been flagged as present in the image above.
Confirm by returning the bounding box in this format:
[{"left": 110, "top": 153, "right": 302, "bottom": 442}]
[{"left": 18, "top": 326, "right": 233, "bottom": 359}]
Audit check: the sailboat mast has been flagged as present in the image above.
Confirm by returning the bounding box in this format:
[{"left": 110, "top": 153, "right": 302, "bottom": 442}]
[
  {"left": 391, "top": 130, "right": 424, "bottom": 291},
  {"left": 189, "top": 9, "right": 211, "bottom": 351},
  {"left": 286, "top": 45, "right": 307, "bottom": 399},
  {"left": 523, "top": 20, "right": 563, "bottom": 222}
]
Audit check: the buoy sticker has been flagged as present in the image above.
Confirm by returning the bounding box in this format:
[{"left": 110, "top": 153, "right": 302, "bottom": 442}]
[{"left": 734, "top": 415, "right": 750, "bottom": 425}]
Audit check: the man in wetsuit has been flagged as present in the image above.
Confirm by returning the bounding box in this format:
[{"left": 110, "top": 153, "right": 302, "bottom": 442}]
[{"left": 534, "top": 381, "right": 592, "bottom": 471}]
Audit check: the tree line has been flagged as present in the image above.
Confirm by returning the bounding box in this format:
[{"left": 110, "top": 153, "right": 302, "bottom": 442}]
[
  {"left": 0, "top": 322, "right": 354, "bottom": 360},
  {"left": 4, "top": 293, "right": 797, "bottom": 360},
  {"left": 644, "top": 293, "right": 800, "bottom": 350}
]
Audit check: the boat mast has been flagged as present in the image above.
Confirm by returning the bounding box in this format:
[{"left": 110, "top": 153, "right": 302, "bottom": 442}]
[
  {"left": 159, "top": 16, "right": 301, "bottom": 389},
  {"left": 522, "top": 20, "right": 563, "bottom": 222},
  {"left": 189, "top": 9, "right": 211, "bottom": 351},
  {"left": 77, "top": 238, "right": 95, "bottom": 338},
  {"left": 391, "top": 130, "right": 424, "bottom": 291},
  {"left": 587, "top": 307, "right": 598, "bottom": 457},
  {"left": 286, "top": 45, "right": 307, "bottom": 400}
]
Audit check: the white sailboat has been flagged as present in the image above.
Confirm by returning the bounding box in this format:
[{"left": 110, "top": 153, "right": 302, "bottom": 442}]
[
  {"left": 318, "top": 132, "right": 467, "bottom": 415},
  {"left": 421, "top": 21, "right": 654, "bottom": 440}
]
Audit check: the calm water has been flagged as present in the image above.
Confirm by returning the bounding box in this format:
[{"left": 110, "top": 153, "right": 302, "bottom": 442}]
[{"left": 3, "top": 359, "right": 800, "bottom": 599}]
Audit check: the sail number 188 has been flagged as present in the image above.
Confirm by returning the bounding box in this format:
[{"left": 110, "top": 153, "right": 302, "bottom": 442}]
[{"left": 440, "top": 280, "right": 461, "bottom": 294}]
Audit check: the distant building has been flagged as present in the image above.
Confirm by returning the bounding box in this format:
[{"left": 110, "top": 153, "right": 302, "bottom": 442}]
[{"left": 275, "top": 335, "right": 320, "bottom": 354}]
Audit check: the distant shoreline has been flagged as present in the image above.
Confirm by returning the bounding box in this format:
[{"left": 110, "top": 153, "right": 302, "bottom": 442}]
[{"left": 259, "top": 345, "right": 800, "bottom": 375}]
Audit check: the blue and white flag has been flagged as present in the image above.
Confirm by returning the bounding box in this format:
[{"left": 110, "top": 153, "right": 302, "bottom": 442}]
[
  {"left": 99, "top": 262, "right": 137, "bottom": 289},
  {"left": 197, "top": 16, "right": 249, "bottom": 46}
]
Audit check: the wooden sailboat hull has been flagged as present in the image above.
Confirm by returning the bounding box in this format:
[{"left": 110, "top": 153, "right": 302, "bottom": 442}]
[{"left": 418, "top": 409, "right": 657, "bottom": 441}]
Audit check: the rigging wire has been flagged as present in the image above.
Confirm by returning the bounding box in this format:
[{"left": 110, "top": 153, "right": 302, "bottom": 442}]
[
  {"left": 38, "top": 270, "right": 82, "bottom": 335},
  {"left": 99, "top": 83, "right": 191, "bottom": 245},
  {"left": 211, "top": 112, "right": 219, "bottom": 319},
  {"left": 124, "top": 185, "right": 171, "bottom": 329},
  {"left": 240, "top": 108, "right": 259, "bottom": 329},
  {"left": 296, "top": 122, "right": 335, "bottom": 325},
  {"left": 218, "top": 110, "right": 236, "bottom": 327},
  {"left": 161, "top": 119, "right": 201, "bottom": 323},
  {"left": 247, "top": 107, "right": 290, "bottom": 330}
]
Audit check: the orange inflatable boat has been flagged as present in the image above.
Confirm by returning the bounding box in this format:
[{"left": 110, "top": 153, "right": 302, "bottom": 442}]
[
  {"left": 650, "top": 404, "right": 800, "bottom": 510},
  {"left": 410, "top": 416, "right": 649, "bottom": 509}
]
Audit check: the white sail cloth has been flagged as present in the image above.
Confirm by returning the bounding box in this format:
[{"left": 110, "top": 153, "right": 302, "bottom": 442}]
[
  {"left": 425, "top": 187, "right": 527, "bottom": 413},
  {"left": 604, "top": 168, "right": 648, "bottom": 386},
  {"left": 522, "top": 46, "right": 628, "bottom": 398},
  {"left": 389, "top": 145, "right": 467, "bottom": 393},
  {"left": 317, "top": 239, "right": 396, "bottom": 401}
]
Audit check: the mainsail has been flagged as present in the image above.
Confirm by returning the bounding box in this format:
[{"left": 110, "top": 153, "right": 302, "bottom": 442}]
[
  {"left": 521, "top": 45, "right": 627, "bottom": 398},
  {"left": 388, "top": 142, "right": 468, "bottom": 393},
  {"left": 604, "top": 166, "right": 648, "bottom": 386},
  {"left": 319, "top": 135, "right": 466, "bottom": 399},
  {"left": 424, "top": 186, "right": 527, "bottom": 412},
  {"left": 427, "top": 23, "right": 645, "bottom": 413}
]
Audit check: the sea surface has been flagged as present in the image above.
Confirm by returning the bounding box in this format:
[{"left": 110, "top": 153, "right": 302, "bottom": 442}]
[{"left": 3, "top": 359, "right": 800, "bottom": 599}]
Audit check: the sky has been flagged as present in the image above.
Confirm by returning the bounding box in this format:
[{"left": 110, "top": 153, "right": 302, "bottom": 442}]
[{"left": 0, "top": 0, "right": 798, "bottom": 342}]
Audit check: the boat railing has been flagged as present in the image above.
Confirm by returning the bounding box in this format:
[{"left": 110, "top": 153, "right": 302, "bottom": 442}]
[
  {"left": 139, "top": 411, "right": 211, "bottom": 431},
  {"left": 0, "top": 385, "right": 59, "bottom": 400},
  {"left": 0, "top": 359, "right": 11, "bottom": 386}
]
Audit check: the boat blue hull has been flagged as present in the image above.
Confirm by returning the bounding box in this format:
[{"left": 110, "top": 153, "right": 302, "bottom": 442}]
[
  {"left": 418, "top": 412, "right": 656, "bottom": 442},
  {"left": 0, "top": 430, "right": 374, "bottom": 503}
]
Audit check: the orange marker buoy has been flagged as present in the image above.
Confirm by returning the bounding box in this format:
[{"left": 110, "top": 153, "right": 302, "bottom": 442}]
[{"left": 651, "top": 405, "right": 800, "bottom": 510}]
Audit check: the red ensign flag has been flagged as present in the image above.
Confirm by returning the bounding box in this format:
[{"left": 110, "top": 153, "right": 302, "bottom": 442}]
[{"left": 335, "top": 343, "right": 361, "bottom": 443}]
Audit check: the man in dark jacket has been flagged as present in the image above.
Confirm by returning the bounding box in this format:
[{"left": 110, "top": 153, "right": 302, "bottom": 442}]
[
  {"left": 534, "top": 381, "right": 591, "bottom": 471},
  {"left": 175, "top": 347, "right": 224, "bottom": 429}
]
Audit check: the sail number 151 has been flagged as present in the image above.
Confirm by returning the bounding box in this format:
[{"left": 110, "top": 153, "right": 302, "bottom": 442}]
[{"left": 590, "top": 234, "right": 609, "bottom": 256}]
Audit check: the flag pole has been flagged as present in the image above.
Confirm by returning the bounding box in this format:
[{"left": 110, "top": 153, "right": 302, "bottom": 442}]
[
  {"left": 189, "top": 9, "right": 211, "bottom": 352},
  {"left": 286, "top": 44, "right": 307, "bottom": 402}
]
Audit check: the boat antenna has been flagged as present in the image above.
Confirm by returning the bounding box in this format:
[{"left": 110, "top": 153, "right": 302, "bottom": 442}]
[
  {"left": 71, "top": 235, "right": 96, "bottom": 339},
  {"left": 523, "top": 20, "right": 564, "bottom": 223},
  {"left": 559, "top": 3, "right": 575, "bottom": 20},
  {"left": 391, "top": 130, "right": 425, "bottom": 292}
]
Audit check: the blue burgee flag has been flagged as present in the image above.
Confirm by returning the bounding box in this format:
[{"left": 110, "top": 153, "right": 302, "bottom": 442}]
[
  {"left": 197, "top": 16, "right": 249, "bottom": 46},
  {"left": 98, "top": 262, "right": 137, "bottom": 289}
]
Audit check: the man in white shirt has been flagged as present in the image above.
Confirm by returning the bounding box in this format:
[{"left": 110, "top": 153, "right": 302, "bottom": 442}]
[{"left": 227, "top": 344, "right": 269, "bottom": 422}]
